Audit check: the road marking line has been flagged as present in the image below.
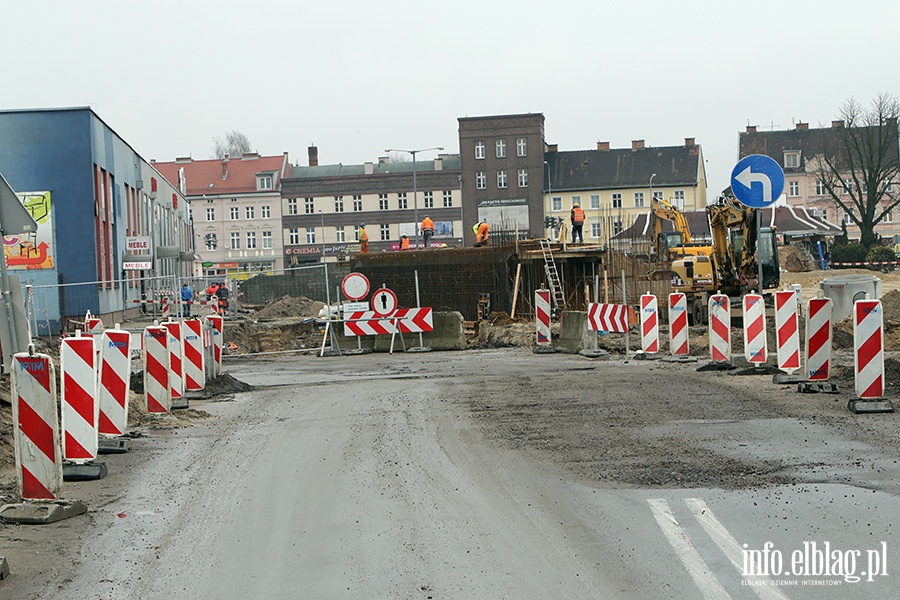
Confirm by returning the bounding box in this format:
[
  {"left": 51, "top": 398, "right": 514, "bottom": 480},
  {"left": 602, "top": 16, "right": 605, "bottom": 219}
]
[
  {"left": 686, "top": 498, "right": 791, "bottom": 600},
  {"left": 648, "top": 498, "right": 732, "bottom": 600}
]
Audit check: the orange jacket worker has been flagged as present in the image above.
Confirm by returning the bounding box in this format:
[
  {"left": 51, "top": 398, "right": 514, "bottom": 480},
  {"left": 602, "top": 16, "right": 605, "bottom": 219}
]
[
  {"left": 475, "top": 221, "right": 490, "bottom": 245},
  {"left": 400, "top": 235, "right": 410, "bottom": 251},
  {"left": 359, "top": 224, "right": 369, "bottom": 253},
  {"left": 571, "top": 202, "right": 585, "bottom": 243},
  {"left": 421, "top": 216, "right": 435, "bottom": 247}
]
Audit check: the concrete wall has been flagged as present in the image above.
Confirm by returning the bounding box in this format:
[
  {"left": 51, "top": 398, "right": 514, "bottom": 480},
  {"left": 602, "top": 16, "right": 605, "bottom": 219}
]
[{"left": 555, "top": 310, "right": 595, "bottom": 353}]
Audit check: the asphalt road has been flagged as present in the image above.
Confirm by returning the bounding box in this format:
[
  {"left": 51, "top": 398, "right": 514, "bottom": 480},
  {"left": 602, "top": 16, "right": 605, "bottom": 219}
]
[{"left": 3, "top": 349, "right": 899, "bottom": 599}]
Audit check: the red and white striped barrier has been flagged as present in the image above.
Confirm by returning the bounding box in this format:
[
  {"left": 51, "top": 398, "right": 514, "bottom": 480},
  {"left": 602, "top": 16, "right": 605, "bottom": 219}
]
[
  {"left": 205, "top": 315, "right": 224, "bottom": 377},
  {"left": 84, "top": 311, "right": 103, "bottom": 338},
  {"left": 587, "top": 303, "right": 629, "bottom": 333},
  {"left": 775, "top": 290, "right": 800, "bottom": 373},
  {"left": 161, "top": 297, "right": 171, "bottom": 320},
  {"left": 668, "top": 293, "right": 688, "bottom": 356},
  {"left": 163, "top": 321, "right": 184, "bottom": 402},
  {"left": 743, "top": 294, "right": 767, "bottom": 364},
  {"left": 854, "top": 299, "right": 884, "bottom": 398},
  {"left": 640, "top": 294, "right": 659, "bottom": 353},
  {"left": 60, "top": 335, "right": 98, "bottom": 463},
  {"left": 805, "top": 297, "right": 833, "bottom": 380},
  {"left": 183, "top": 319, "right": 205, "bottom": 391},
  {"left": 535, "top": 289, "right": 551, "bottom": 346},
  {"left": 98, "top": 329, "right": 132, "bottom": 436},
  {"left": 11, "top": 353, "right": 62, "bottom": 500},
  {"left": 708, "top": 294, "right": 731, "bottom": 363},
  {"left": 831, "top": 261, "right": 900, "bottom": 267},
  {"left": 143, "top": 325, "right": 171, "bottom": 413},
  {"left": 342, "top": 308, "right": 434, "bottom": 336}
]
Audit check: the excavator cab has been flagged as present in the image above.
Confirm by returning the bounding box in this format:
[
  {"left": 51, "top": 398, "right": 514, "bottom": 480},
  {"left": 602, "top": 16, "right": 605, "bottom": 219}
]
[
  {"left": 657, "top": 231, "right": 686, "bottom": 259},
  {"left": 758, "top": 227, "right": 780, "bottom": 290}
]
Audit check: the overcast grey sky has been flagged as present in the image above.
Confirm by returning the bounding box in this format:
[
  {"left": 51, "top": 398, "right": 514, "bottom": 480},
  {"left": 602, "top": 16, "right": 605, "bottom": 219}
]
[{"left": 2, "top": 0, "right": 897, "bottom": 197}]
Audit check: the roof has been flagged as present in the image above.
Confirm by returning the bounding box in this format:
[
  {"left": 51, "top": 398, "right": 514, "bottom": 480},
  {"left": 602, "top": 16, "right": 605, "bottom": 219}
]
[
  {"left": 288, "top": 156, "right": 461, "bottom": 179},
  {"left": 154, "top": 153, "right": 289, "bottom": 196},
  {"left": 614, "top": 205, "right": 842, "bottom": 241},
  {"left": 545, "top": 144, "right": 702, "bottom": 192}
]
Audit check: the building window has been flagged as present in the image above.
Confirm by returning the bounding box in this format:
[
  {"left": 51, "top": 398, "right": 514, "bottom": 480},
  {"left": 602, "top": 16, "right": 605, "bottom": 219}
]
[
  {"left": 379, "top": 194, "right": 388, "bottom": 210},
  {"left": 306, "top": 227, "right": 316, "bottom": 244},
  {"left": 652, "top": 191, "right": 663, "bottom": 201},
  {"left": 613, "top": 219, "right": 623, "bottom": 235},
  {"left": 261, "top": 205, "right": 270, "bottom": 219},
  {"left": 517, "top": 138, "right": 527, "bottom": 157},
  {"left": 246, "top": 231, "right": 257, "bottom": 249},
  {"left": 245, "top": 206, "right": 255, "bottom": 219},
  {"left": 784, "top": 152, "right": 800, "bottom": 169},
  {"left": 884, "top": 180, "right": 893, "bottom": 193},
  {"left": 288, "top": 228, "right": 299, "bottom": 245},
  {"left": 335, "top": 196, "right": 344, "bottom": 212},
  {"left": 633, "top": 192, "right": 644, "bottom": 208},
  {"left": 843, "top": 179, "right": 854, "bottom": 195},
  {"left": 304, "top": 198, "right": 314, "bottom": 214},
  {"left": 230, "top": 232, "right": 240, "bottom": 249},
  {"left": 230, "top": 207, "right": 239, "bottom": 220},
  {"left": 497, "top": 170, "right": 507, "bottom": 189},
  {"left": 552, "top": 196, "right": 562, "bottom": 211},
  {"left": 815, "top": 180, "right": 826, "bottom": 196},
  {"left": 336, "top": 225, "right": 345, "bottom": 242},
  {"left": 353, "top": 196, "right": 363, "bottom": 211},
  {"left": 571, "top": 195, "right": 581, "bottom": 208},
  {"left": 612, "top": 193, "right": 622, "bottom": 209},
  {"left": 257, "top": 174, "right": 274, "bottom": 190},
  {"left": 398, "top": 192, "right": 408, "bottom": 210},
  {"left": 206, "top": 207, "right": 215, "bottom": 221},
  {"left": 518, "top": 169, "right": 528, "bottom": 188},
  {"left": 591, "top": 221, "right": 601, "bottom": 239},
  {"left": 380, "top": 224, "right": 390, "bottom": 241},
  {"left": 884, "top": 211, "right": 893, "bottom": 224},
  {"left": 844, "top": 211, "right": 853, "bottom": 224},
  {"left": 443, "top": 190, "right": 452, "bottom": 207},
  {"left": 423, "top": 191, "right": 434, "bottom": 208},
  {"left": 476, "top": 171, "right": 486, "bottom": 190},
  {"left": 789, "top": 181, "right": 800, "bottom": 197},
  {"left": 262, "top": 230, "right": 272, "bottom": 249},
  {"left": 673, "top": 190, "right": 685, "bottom": 209},
  {"left": 475, "top": 141, "right": 485, "bottom": 160},
  {"left": 496, "top": 139, "right": 506, "bottom": 158},
  {"left": 590, "top": 194, "right": 600, "bottom": 209},
  {"left": 204, "top": 233, "right": 217, "bottom": 250},
  {"left": 287, "top": 198, "right": 298, "bottom": 215}
]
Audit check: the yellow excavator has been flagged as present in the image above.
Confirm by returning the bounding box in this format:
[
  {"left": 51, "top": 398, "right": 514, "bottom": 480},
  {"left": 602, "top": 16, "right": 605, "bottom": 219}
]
[
  {"left": 669, "top": 194, "right": 780, "bottom": 324},
  {"left": 651, "top": 198, "right": 711, "bottom": 260}
]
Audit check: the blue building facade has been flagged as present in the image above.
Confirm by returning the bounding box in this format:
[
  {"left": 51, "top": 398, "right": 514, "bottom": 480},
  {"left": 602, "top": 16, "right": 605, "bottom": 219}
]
[{"left": 0, "top": 107, "right": 191, "bottom": 333}]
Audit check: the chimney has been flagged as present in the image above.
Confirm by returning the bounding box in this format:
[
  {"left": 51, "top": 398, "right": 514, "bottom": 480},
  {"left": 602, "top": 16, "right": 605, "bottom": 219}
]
[
  {"left": 632, "top": 139, "right": 645, "bottom": 151},
  {"left": 796, "top": 122, "right": 809, "bottom": 131},
  {"left": 597, "top": 141, "right": 610, "bottom": 151},
  {"left": 378, "top": 156, "right": 390, "bottom": 165},
  {"left": 832, "top": 120, "right": 845, "bottom": 128},
  {"left": 364, "top": 162, "right": 374, "bottom": 175},
  {"left": 684, "top": 137, "right": 695, "bottom": 147},
  {"left": 546, "top": 143, "right": 558, "bottom": 153},
  {"left": 433, "top": 156, "right": 443, "bottom": 171},
  {"left": 175, "top": 156, "right": 192, "bottom": 163},
  {"left": 221, "top": 156, "right": 229, "bottom": 180},
  {"left": 746, "top": 125, "right": 757, "bottom": 133},
  {"left": 308, "top": 145, "right": 318, "bottom": 167},
  {"left": 241, "top": 152, "right": 259, "bottom": 160}
]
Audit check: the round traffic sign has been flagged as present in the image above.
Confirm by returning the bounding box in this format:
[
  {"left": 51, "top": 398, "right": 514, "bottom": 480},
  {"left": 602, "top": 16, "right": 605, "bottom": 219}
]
[
  {"left": 371, "top": 288, "right": 398, "bottom": 316},
  {"left": 342, "top": 272, "right": 370, "bottom": 301},
  {"left": 730, "top": 154, "right": 785, "bottom": 208}
]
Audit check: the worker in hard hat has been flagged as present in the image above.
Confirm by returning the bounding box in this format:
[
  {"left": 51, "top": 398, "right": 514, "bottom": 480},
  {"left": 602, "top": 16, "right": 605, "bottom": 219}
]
[
  {"left": 571, "top": 202, "right": 585, "bottom": 243},
  {"left": 400, "top": 234, "right": 410, "bottom": 251},
  {"left": 421, "top": 215, "right": 435, "bottom": 248},
  {"left": 474, "top": 219, "right": 490, "bottom": 246},
  {"left": 359, "top": 223, "right": 369, "bottom": 253}
]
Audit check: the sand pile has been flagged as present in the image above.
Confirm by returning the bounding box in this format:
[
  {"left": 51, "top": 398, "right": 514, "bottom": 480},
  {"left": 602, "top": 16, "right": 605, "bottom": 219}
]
[{"left": 253, "top": 295, "right": 324, "bottom": 320}]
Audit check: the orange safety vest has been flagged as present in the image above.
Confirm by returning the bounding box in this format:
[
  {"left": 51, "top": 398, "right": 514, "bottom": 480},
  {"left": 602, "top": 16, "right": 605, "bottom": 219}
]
[
  {"left": 359, "top": 226, "right": 368, "bottom": 241},
  {"left": 421, "top": 217, "right": 434, "bottom": 231},
  {"left": 401, "top": 237, "right": 410, "bottom": 250},
  {"left": 572, "top": 207, "right": 585, "bottom": 223}
]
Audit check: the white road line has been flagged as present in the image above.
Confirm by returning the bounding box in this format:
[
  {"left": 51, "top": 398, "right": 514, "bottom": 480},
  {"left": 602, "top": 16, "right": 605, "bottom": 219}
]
[
  {"left": 647, "top": 498, "right": 732, "bottom": 600},
  {"left": 686, "top": 498, "right": 792, "bottom": 600}
]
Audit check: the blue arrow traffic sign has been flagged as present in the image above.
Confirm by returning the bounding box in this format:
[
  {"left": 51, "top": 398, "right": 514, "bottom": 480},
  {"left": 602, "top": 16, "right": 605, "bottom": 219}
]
[{"left": 730, "top": 154, "right": 785, "bottom": 208}]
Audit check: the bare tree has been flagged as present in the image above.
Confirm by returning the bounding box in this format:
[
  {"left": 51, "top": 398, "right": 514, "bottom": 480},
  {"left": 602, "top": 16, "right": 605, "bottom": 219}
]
[
  {"left": 212, "top": 131, "right": 252, "bottom": 159},
  {"left": 813, "top": 93, "right": 900, "bottom": 247}
]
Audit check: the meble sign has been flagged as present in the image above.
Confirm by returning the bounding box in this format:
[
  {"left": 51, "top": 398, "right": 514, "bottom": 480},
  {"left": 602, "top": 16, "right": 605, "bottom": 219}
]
[{"left": 126, "top": 236, "right": 151, "bottom": 252}]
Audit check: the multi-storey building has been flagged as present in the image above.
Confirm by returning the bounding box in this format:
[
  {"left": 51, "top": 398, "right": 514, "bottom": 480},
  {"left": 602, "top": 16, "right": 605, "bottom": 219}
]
[
  {"left": 0, "top": 106, "right": 190, "bottom": 332},
  {"left": 280, "top": 147, "right": 462, "bottom": 262},
  {"left": 154, "top": 153, "right": 290, "bottom": 278},
  {"left": 738, "top": 121, "right": 899, "bottom": 240},
  {"left": 544, "top": 138, "right": 707, "bottom": 246},
  {"left": 458, "top": 113, "right": 546, "bottom": 244}
]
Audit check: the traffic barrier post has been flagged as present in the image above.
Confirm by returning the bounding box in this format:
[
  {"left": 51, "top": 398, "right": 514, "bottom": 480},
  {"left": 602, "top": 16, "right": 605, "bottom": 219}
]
[
  {"left": 163, "top": 320, "right": 186, "bottom": 409},
  {"left": 183, "top": 319, "right": 205, "bottom": 392},
  {"left": 668, "top": 293, "right": 688, "bottom": 356},
  {"left": 60, "top": 333, "right": 107, "bottom": 480},
  {"left": 774, "top": 290, "right": 801, "bottom": 374},
  {"left": 143, "top": 325, "right": 171, "bottom": 413},
  {"left": 708, "top": 294, "right": 731, "bottom": 363},
  {"left": 535, "top": 289, "right": 552, "bottom": 349},
  {"left": 640, "top": 293, "right": 659, "bottom": 354},
  {"left": 849, "top": 298, "right": 893, "bottom": 413},
  {"left": 97, "top": 327, "right": 132, "bottom": 452},
  {"left": 742, "top": 294, "right": 767, "bottom": 364}
]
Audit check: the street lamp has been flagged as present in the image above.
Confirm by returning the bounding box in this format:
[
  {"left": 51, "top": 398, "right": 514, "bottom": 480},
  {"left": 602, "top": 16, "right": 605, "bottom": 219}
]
[
  {"left": 384, "top": 147, "right": 444, "bottom": 249},
  {"left": 649, "top": 173, "right": 657, "bottom": 204}
]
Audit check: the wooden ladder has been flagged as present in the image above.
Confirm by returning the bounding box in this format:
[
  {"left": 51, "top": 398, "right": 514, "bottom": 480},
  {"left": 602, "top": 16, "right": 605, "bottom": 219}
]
[{"left": 539, "top": 239, "right": 566, "bottom": 311}]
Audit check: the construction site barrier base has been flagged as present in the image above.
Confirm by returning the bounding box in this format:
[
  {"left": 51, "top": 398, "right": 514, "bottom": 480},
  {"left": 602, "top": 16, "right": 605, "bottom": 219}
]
[
  {"left": 62, "top": 462, "right": 108, "bottom": 481},
  {"left": 98, "top": 438, "right": 132, "bottom": 454},
  {"left": 848, "top": 399, "right": 894, "bottom": 414},
  {"left": 0, "top": 500, "right": 88, "bottom": 524}
]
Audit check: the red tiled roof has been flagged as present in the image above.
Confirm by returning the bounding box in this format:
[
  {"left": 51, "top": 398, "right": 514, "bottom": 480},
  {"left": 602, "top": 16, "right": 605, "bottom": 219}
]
[{"left": 154, "top": 154, "right": 288, "bottom": 196}]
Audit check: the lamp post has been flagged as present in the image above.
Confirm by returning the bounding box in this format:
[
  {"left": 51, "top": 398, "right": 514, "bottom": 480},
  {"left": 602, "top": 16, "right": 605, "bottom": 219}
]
[
  {"left": 385, "top": 147, "right": 444, "bottom": 249},
  {"left": 649, "top": 173, "right": 656, "bottom": 204}
]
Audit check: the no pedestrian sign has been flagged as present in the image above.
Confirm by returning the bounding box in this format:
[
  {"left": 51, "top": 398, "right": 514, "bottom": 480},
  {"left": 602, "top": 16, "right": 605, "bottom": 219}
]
[{"left": 371, "top": 288, "right": 398, "bottom": 316}]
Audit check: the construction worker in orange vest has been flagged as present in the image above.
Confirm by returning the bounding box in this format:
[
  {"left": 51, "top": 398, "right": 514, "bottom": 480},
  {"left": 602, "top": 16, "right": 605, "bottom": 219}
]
[
  {"left": 474, "top": 220, "right": 490, "bottom": 246},
  {"left": 571, "top": 202, "right": 585, "bottom": 243},
  {"left": 359, "top": 223, "right": 369, "bottom": 253},
  {"left": 400, "top": 234, "right": 410, "bottom": 250},
  {"left": 421, "top": 215, "right": 435, "bottom": 248}
]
